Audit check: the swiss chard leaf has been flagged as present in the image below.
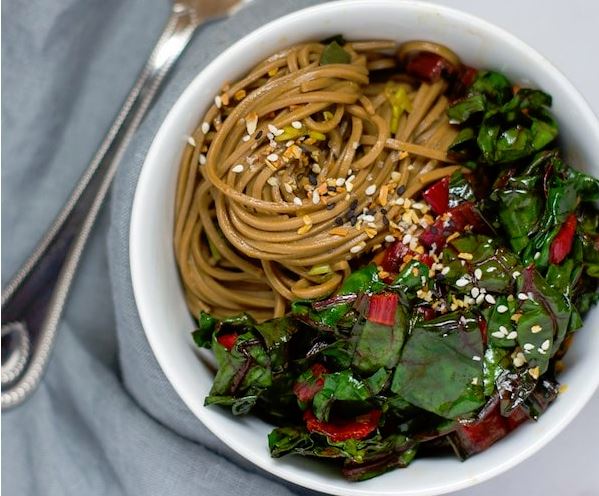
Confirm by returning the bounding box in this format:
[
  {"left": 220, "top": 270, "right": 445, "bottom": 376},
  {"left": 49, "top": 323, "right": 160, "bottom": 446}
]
[
  {"left": 313, "top": 370, "right": 371, "bottom": 422},
  {"left": 320, "top": 41, "right": 351, "bottom": 65},
  {"left": 391, "top": 312, "right": 485, "bottom": 419}
]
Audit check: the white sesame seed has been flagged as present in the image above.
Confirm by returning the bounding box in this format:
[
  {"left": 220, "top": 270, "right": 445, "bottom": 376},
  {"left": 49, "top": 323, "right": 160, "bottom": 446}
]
[
  {"left": 396, "top": 197, "right": 405, "bottom": 206},
  {"left": 312, "top": 190, "right": 320, "bottom": 204},
  {"left": 267, "top": 177, "right": 279, "bottom": 187},
  {"left": 293, "top": 197, "right": 302, "bottom": 206},
  {"left": 541, "top": 339, "right": 551, "bottom": 350},
  {"left": 201, "top": 122, "right": 210, "bottom": 134},
  {"left": 464, "top": 296, "right": 475, "bottom": 305},
  {"left": 472, "top": 355, "right": 481, "bottom": 361},
  {"left": 491, "top": 331, "right": 505, "bottom": 339},
  {"left": 365, "top": 184, "right": 377, "bottom": 196},
  {"left": 231, "top": 164, "right": 244, "bottom": 173},
  {"left": 336, "top": 177, "right": 345, "bottom": 187},
  {"left": 350, "top": 243, "right": 365, "bottom": 254},
  {"left": 518, "top": 293, "right": 529, "bottom": 301},
  {"left": 476, "top": 294, "right": 485, "bottom": 305},
  {"left": 242, "top": 134, "right": 251, "bottom": 142},
  {"left": 531, "top": 324, "right": 542, "bottom": 334},
  {"left": 471, "top": 287, "right": 480, "bottom": 298},
  {"left": 513, "top": 352, "right": 526, "bottom": 367},
  {"left": 486, "top": 266, "right": 497, "bottom": 273},
  {"left": 485, "top": 294, "right": 496, "bottom": 304},
  {"left": 187, "top": 136, "right": 196, "bottom": 147},
  {"left": 214, "top": 95, "right": 222, "bottom": 108},
  {"left": 497, "top": 305, "right": 508, "bottom": 314},
  {"left": 499, "top": 325, "right": 508, "bottom": 335},
  {"left": 412, "top": 202, "right": 425, "bottom": 211},
  {"left": 363, "top": 214, "right": 375, "bottom": 223},
  {"left": 523, "top": 343, "right": 535, "bottom": 351},
  {"left": 506, "top": 331, "right": 518, "bottom": 340},
  {"left": 456, "top": 277, "right": 469, "bottom": 288},
  {"left": 346, "top": 182, "right": 354, "bottom": 192},
  {"left": 441, "top": 266, "right": 450, "bottom": 275},
  {"left": 291, "top": 120, "right": 302, "bottom": 129},
  {"left": 534, "top": 251, "right": 541, "bottom": 260},
  {"left": 267, "top": 153, "right": 279, "bottom": 162},
  {"left": 284, "top": 183, "right": 293, "bottom": 193},
  {"left": 402, "top": 234, "right": 412, "bottom": 245},
  {"left": 538, "top": 348, "right": 547, "bottom": 355},
  {"left": 198, "top": 153, "right": 207, "bottom": 165},
  {"left": 346, "top": 174, "right": 356, "bottom": 183},
  {"left": 471, "top": 377, "right": 479, "bottom": 385},
  {"left": 286, "top": 140, "right": 294, "bottom": 147},
  {"left": 385, "top": 235, "right": 395, "bottom": 243},
  {"left": 267, "top": 124, "right": 278, "bottom": 135},
  {"left": 512, "top": 271, "right": 521, "bottom": 279},
  {"left": 312, "top": 164, "right": 321, "bottom": 174}
]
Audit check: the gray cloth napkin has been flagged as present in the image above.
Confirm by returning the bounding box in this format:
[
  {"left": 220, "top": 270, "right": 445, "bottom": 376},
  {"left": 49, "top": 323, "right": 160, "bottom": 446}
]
[{"left": 2, "top": 1, "right": 326, "bottom": 494}]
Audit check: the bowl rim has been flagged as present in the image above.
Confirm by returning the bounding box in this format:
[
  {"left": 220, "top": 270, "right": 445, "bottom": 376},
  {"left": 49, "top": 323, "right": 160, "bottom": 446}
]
[{"left": 130, "top": 1, "right": 599, "bottom": 494}]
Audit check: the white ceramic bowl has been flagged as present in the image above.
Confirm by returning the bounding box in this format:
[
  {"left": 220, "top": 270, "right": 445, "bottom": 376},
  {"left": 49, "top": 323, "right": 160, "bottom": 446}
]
[{"left": 130, "top": 1, "right": 599, "bottom": 494}]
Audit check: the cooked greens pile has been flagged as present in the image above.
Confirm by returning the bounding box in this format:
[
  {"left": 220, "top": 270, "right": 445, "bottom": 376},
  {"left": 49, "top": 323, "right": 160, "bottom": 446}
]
[{"left": 192, "top": 68, "right": 598, "bottom": 480}]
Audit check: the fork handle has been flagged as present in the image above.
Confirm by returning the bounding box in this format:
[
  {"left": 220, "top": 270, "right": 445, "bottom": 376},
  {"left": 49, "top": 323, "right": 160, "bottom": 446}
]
[{"left": 1, "top": 3, "right": 202, "bottom": 410}]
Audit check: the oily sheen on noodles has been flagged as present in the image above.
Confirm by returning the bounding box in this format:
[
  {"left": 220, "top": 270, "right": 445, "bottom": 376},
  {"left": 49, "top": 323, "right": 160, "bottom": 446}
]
[{"left": 174, "top": 40, "right": 461, "bottom": 320}]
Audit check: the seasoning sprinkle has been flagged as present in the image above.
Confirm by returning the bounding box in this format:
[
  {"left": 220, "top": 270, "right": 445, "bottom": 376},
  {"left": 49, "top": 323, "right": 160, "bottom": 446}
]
[
  {"left": 291, "top": 120, "right": 302, "bottom": 129},
  {"left": 485, "top": 294, "right": 496, "bottom": 304},
  {"left": 497, "top": 304, "right": 508, "bottom": 314},
  {"left": 231, "top": 164, "right": 244, "bottom": 173},
  {"left": 350, "top": 243, "right": 365, "bottom": 254},
  {"left": 385, "top": 235, "right": 395, "bottom": 243},
  {"left": 293, "top": 197, "right": 302, "bottom": 206},
  {"left": 455, "top": 277, "right": 469, "bottom": 288},
  {"left": 365, "top": 184, "right": 377, "bottom": 196},
  {"left": 267, "top": 153, "right": 279, "bottom": 162},
  {"left": 187, "top": 136, "right": 196, "bottom": 147},
  {"left": 506, "top": 331, "right": 518, "bottom": 340},
  {"left": 474, "top": 268, "right": 483, "bottom": 280},
  {"left": 517, "top": 292, "right": 529, "bottom": 301},
  {"left": 198, "top": 153, "right": 207, "bottom": 165},
  {"left": 458, "top": 252, "right": 473, "bottom": 260},
  {"left": 531, "top": 324, "right": 543, "bottom": 333},
  {"left": 201, "top": 122, "right": 210, "bottom": 134}
]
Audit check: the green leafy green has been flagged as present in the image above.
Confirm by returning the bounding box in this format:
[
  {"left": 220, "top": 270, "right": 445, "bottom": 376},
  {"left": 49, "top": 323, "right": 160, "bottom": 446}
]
[
  {"left": 391, "top": 312, "right": 485, "bottom": 419},
  {"left": 320, "top": 41, "right": 351, "bottom": 65}
]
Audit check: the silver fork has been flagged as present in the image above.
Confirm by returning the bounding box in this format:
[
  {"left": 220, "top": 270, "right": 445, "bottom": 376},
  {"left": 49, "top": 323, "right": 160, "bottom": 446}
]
[{"left": 1, "top": 0, "right": 242, "bottom": 410}]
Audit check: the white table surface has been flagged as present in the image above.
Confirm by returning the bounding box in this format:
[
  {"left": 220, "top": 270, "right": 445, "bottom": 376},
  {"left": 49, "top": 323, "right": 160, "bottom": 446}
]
[{"left": 426, "top": 2, "right": 599, "bottom": 495}]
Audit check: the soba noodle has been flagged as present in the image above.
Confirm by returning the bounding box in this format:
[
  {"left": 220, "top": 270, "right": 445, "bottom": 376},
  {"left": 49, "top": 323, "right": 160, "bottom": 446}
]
[{"left": 174, "top": 40, "right": 461, "bottom": 320}]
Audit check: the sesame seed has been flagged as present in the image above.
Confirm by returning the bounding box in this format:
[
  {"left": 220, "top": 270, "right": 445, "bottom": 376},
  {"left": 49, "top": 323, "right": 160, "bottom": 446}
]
[
  {"left": 283, "top": 183, "right": 293, "bottom": 193},
  {"left": 523, "top": 343, "right": 535, "bottom": 351},
  {"left": 242, "top": 134, "right": 251, "bottom": 142},
  {"left": 499, "top": 325, "right": 508, "bottom": 335},
  {"left": 291, "top": 120, "right": 302, "bottom": 129},
  {"left": 464, "top": 296, "right": 475, "bottom": 305},
  {"left": 512, "top": 271, "right": 521, "bottom": 279},
  {"left": 471, "top": 287, "right": 480, "bottom": 298},
  {"left": 541, "top": 339, "right": 550, "bottom": 350},
  {"left": 363, "top": 214, "right": 375, "bottom": 223},
  {"left": 267, "top": 153, "right": 279, "bottom": 162},
  {"left": 472, "top": 355, "right": 481, "bottom": 361},
  {"left": 335, "top": 178, "right": 345, "bottom": 187},
  {"left": 198, "top": 153, "right": 207, "bottom": 165},
  {"left": 201, "top": 122, "right": 210, "bottom": 134},
  {"left": 350, "top": 243, "right": 365, "bottom": 254},
  {"left": 476, "top": 294, "right": 485, "bottom": 305},
  {"left": 365, "top": 184, "right": 377, "bottom": 196},
  {"left": 517, "top": 293, "right": 529, "bottom": 301},
  {"left": 346, "top": 182, "right": 354, "bottom": 192},
  {"left": 312, "top": 190, "right": 321, "bottom": 204},
  {"left": 487, "top": 266, "right": 497, "bottom": 273},
  {"left": 537, "top": 348, "right": 547, "bottom": 355},
  {"left": 187, "top": 136, "right": 196, "bottom": 146},
  {"left": 293, "top": 197, "right": 302, "bottom": 206},
  {"left": 491, "top": 331, "right": 505, "bottom": 339},
  {"left": 458, "top": 252, "right": 473, "bottom": 260},
  {"left": 531, "top": 324, "right": 542, "bottom": 333},
  {"left": 534, "top": 251, "right": 540, "bottom": 260},
  {"left": 441, "top": 266, "right": 450, "bottom": 275},
  {"left": 513, "top": 352, "right": 526, "bottom": 367},
  {"left": 231, "top": 164, "right": 244, "bottom": 173},
  {"left": 214, "top": 95, "right": 222, "bottom": 108},
  {"left": 312, "top": 164, "right": 321, "bottom": 174},
  {"left": 456, "top": 277, "right": 469, "bottom": 288},
  {"left": 497, "top": 304, "right": 508, "bottom": 313},
  {"left": 474, "top": 268, "right": 483, "bottom": 280},
  {"left": 485, "top": 294, "right": 496, "bottom": 304},
  {"left": 402, "top": 234, "right": 412, "bottom": 245},
  {"left": 267, "top": 124, "right": 279, "bottom": 135},
  {"left": 267, "top": 177, "right": 279, "bottom": 187},
  {"left": 471, "top": 377, "right": 479, "bottom": 385},
  {"left": 506, "top": 331, "right": 518, "bottom": 340}
]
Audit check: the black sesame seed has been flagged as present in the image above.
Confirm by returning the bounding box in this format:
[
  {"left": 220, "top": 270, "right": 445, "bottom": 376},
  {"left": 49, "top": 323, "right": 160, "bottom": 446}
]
[
  {"left": 350, "top": 215, "right": 358, "bottom": 226},
  {"left": 380, "top": 208, "right": 387, "bottom": 214},
  {"left": 335, "top": 217, "right": 344, "bottom": 226},
  {"left": 308, "top": 173, "right": 318, "bottom": 186},
  {"left": 350, "top": 199, "right": 358, "bottom": 211},
  {"left": 327, "top": 203, "right": 335, "bottom": 210},
  {"left": 255, "top": 130, "right": 263, "bottom": 140},
  {"left": 382, "top": 216, "right": 390, "bottom": 226},
  {"left": 327, "top": 185, "right": 337, "bottom": 192},
  {"left": 396, "top": 185, "right": 406, "bottom": 195}
]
